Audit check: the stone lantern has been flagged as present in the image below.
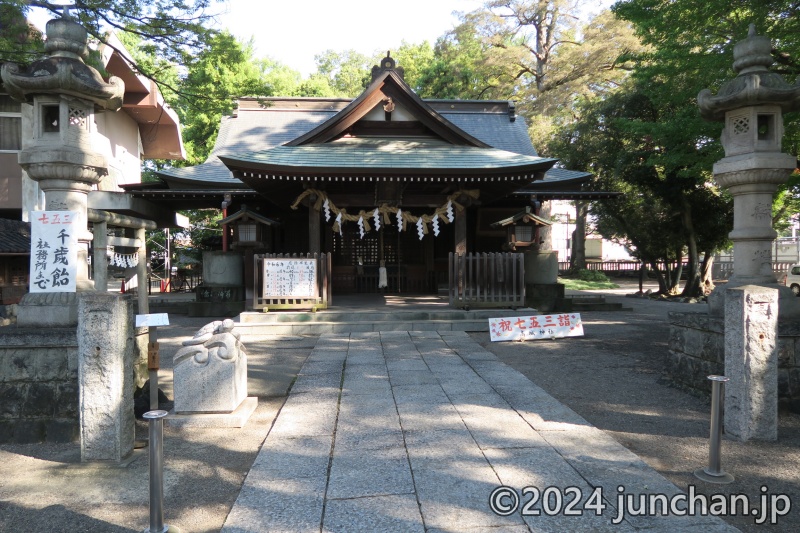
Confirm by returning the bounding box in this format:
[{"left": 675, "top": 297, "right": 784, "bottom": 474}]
[
  {"left": 1, "top": 15, "right": 124, "bottom": 325},
  {"left": 698, "top": 24, "right": 800, "bottom": 317}
]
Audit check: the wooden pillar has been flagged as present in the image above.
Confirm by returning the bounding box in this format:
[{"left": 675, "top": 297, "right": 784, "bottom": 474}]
[
  {"left": 93, "top": 220, "right": 108, "bottom": 292},
  {"left": 455, "top": 205, "right": 467, "bottom": 256},
  {"left": 308, "top": 195, "right": 320, "bottom": 254},
  {"left": 244, "top": 247, "right": 255, "bottom": 308},
  {"left": 136, "top": 227, "right": 148, "bottom": 314}
]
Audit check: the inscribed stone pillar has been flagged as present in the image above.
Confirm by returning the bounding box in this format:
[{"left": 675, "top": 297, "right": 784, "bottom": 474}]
[
  {"left": 724, "top": 285, "right": 778, "bottom": 441},
  {"left": 78, "top": 292, "right": 134, "bottom": 461}
]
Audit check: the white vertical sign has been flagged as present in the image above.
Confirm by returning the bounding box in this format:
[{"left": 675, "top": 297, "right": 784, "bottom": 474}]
[{"left": 29, "top": 211, "right": 79, "bottom": 293}]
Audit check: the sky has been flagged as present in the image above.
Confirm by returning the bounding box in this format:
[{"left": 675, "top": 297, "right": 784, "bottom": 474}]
[
  {"left": 214, "top": 0, "right": 484, "bottom": 76},
  {"left": 28, "top": 0, "right": 613, "bottom": 77}
]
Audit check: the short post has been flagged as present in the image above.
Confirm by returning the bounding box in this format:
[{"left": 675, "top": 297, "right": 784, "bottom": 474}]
[
  {"left": 143, "top": 410, "right": 179, "bottom": 533},
  {"left": 136, "top": 314, "right": 170, "bottom": 410},
  {"left": 149, "top": 327, "right": 159, "bottom": 410},
  {"left": 694, "top": 375, "right": 734, "bottom": 484}
]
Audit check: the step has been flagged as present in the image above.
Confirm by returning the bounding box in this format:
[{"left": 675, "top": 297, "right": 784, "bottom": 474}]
[
  {"left": 235, "top": 319, "right": 494, "bottom": 335},
  {"left": 238, "top": 308, "right": 532, "bottom": 324}
]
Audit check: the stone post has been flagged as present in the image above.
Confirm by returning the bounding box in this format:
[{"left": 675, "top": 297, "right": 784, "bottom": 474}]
[
  {"left": 78, "top": 292, "right": 135, "bottom": 461},
  {"left": 724, "top": 285, "right": 778, "bottom": 441}
]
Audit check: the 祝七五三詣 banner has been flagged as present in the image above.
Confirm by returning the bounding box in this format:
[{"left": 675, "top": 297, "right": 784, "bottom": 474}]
[
  {"left": 29, "top": 211, "right": 79, "bottom": 293},
  {"left": 489, "top": 313, "right": 584, "bottom": 342}
]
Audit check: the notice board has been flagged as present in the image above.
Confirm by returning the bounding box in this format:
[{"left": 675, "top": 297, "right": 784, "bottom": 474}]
[{"left": 262, "top": 258, "right": 318, "bottom": 299}]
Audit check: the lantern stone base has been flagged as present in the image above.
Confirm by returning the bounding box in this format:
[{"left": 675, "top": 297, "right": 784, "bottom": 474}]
[{"left": 16, "top": 292, "right": 79, "bottom": 327}]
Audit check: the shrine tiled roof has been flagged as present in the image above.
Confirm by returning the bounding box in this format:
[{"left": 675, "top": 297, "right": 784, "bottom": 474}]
[
  {"left": 156, "top": 97, "right": 540, "bottom": 185},
  {"left": 0, "top": 218, "right": 31, "bottom": 254},
  {"left": 219, "top": 139, "right": 555, "bottom": 175}
]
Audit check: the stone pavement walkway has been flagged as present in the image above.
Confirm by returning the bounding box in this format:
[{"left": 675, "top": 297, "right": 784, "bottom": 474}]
[{"left": 222, "top": 331, "right": 737, "bottom": 532}]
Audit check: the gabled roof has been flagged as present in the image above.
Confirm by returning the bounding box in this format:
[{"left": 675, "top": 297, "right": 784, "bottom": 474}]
[
  {"left": 100, "top": 32, "right": 185, "bottom": 160},
  {"left": 490, "top": 206, "right": 553, "bottom": 228},
  {"left": 219, "top": 205, "right": 280, "bottom": 226},
  {"left": 286, "top": 61, "right": 489, "bottom": 147}
]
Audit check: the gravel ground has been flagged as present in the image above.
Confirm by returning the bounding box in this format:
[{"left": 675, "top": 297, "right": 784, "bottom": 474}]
[
  {"left": 477, "top": 284, "right": 800, "bottom": 533},
  {"left": 0, "top": 317, "right": 312, "bottom": 533}
]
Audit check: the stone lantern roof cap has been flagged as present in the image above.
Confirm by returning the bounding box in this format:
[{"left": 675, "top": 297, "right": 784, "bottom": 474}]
[
  {"left": 0, "top": 16, "right": 124, "bottom": 110},
  {"left": 697, "top": 24, "right": 800, "bottom": 121}
]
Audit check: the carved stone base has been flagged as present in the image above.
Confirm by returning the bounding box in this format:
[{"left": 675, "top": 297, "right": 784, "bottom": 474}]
[
  {"left": 708, "top": 280, "right": 800, "bottom": 319},
  {"left": 16, "top": 292, "right": 79, "bottom": 327}
]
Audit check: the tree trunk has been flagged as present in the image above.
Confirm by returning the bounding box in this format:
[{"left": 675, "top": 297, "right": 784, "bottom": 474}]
[
  {"left": 700, "top": 251, "right": 716, "bottom": 294},
  {"left": 680, "top": 195, "right": 701, "bottom": 297},
  {"left": 570, "top": 201, "right": 587, "bottom": 271},
  {"left": 538, "top": 200, "right": 553, "bottom": 250}
]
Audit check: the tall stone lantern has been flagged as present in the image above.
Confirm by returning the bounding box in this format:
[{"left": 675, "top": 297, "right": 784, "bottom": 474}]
[
  {"left": 1, "top": 15, "right": 124, "bottom": 326},
  {"left": 698, "top": 25, "right": 800, "bottom": 317}
]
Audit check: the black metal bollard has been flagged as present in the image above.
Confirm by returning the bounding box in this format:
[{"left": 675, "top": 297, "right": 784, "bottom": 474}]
[
  {"left": 694, "top": 375, "right": 734, "bottom": 484},
  {"left": 143, "top": 410, "right": 180, "bottom": 533}
]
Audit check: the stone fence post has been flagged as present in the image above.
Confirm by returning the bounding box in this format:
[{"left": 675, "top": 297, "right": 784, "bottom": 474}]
[
  {"left": 724, "top": 285, "right": 778, "bottom": 441},
  {"left": 78, "top": 292, "right": 134, "bottom": 461}
]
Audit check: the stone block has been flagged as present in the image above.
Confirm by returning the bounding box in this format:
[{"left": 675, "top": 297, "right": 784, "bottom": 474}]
[
  {"left": 45, "top": 419, "right": 79, "bottom": 442},
  {"left": 173, "top": 319, "right": 248, "bottom": 414},
  {"left": 55, "top": 382, "right": 79, "bottom": 417},
  {"left": 0, "top": 384, "right": 24, "bottom": 417},
  {"left": 22, "top": 382, "right": 56, "bottom": 417},
  {"left": 12, "top": 420, "right": 46, "bottom": 444},
  {"left": 724, "top": 285, "right": 778, "bottom": 441},
  {"left": 78, "top": 292, "right": 135, "bottom": 462}
]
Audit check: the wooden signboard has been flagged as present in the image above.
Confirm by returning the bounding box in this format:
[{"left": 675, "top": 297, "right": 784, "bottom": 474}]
[
  {"left": 263, "top": 258, "right": 318, "bottom": 298},
  {"left": 254, "top": 254, "right": 330, "bottom": 312}
]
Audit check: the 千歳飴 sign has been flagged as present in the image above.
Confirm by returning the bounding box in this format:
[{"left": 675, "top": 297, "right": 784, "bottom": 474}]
[
  {"left": 489, "top": 313, "right": 583, "bottom": 342},
  {"left": 29, "top": 211, "right": 79, "bottom": 293}
]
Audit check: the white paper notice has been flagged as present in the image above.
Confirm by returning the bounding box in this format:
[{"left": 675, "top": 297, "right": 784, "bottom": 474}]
[
  {"left": 29, "top": 211, "right": 79, "bottom": 293},
  {"left": 489, "top": 313, "right": 584, "bottom": 342}
]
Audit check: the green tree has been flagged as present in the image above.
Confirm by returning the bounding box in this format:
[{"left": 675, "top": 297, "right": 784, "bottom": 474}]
[
  {"left": 552, "top": 81, "right": 732, "bottom": 295},
  {"left": 607, "top": 0, "right": 800, "bottom": 294},
  {"left": 177, "top": 31, "right": 271, "bottom": 164},
  {"left": 0, "top": 2, "right": 43, "bottom": 64},
  {"left": 313, "top": 49, "right": 373, "bottom": 97},
  {"left": 2, "top": 0, "right": 221, "bottom": 91}
]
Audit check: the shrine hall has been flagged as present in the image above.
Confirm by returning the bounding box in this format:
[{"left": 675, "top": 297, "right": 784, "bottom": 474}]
[{"left": 123, "top": 54, "right": 597, "bottom": 295}]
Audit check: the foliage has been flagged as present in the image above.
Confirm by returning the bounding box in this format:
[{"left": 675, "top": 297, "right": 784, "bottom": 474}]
[
  {"left": 0, "top": 2, "right": 43, "bottom": 64},
  {"left": 558, "top": 277, "right": 619, "bottom": 290},
  {"left": 313, "top": 49, "right": 373, "bottom": 98},
  {"left": 575, "top": 269, "right": 610, "bottom": 282},
  {"left": 2, "top": 0, "right": 221, "bottom": 91},
  {"left": 176, "top": 31, "right": 272, "bottom": 164}
]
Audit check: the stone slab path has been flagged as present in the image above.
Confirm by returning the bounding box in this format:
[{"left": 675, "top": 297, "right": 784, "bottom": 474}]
[{"left": 222, "top": 331, "right": 737, "bottom": 532}]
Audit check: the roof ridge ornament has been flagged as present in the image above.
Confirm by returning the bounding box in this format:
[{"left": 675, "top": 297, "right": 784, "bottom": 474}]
[{"left": 371, "top": 51, "right": 405, "bottom": 82}]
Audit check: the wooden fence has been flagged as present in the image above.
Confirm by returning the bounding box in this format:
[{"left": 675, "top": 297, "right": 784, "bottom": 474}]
[
  {"left": 254, "top": 253, "right": 331, "bottom": 312},
  {"left": 558, "top": 260, "right": 795, "bottom": 280},
  {"left": 449, "top": 252, "right": 525, "bottom": 309}
]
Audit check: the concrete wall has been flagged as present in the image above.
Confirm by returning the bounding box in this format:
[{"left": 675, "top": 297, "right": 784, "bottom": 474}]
[
  {"left": 668, "top": 311, "right": 800, "bottom": 412},
  {"left": 94, "top": 110, "right": 142, "bottom": 189},
  {"left": 0, "top": 153, "right": 22, "bottom": 210},
  {"left": 0, "top": 328, "right": 79, "bottom": 443}
]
